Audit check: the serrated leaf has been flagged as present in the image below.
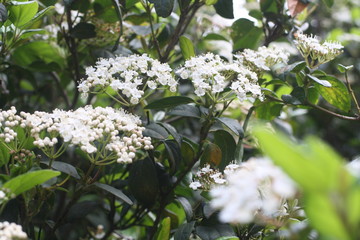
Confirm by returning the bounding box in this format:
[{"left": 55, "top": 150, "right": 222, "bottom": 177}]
[
  {"left": 94, "top": 182, "right": 133, "bottom": 205},
  {"left": 153, "top": 0, "right": 174, "bottom": 18},
  {"left": 179, "top": 36, "right": 195, "bottom": 60},
  {"left": 9, "top": 1, "right": 38, "bottom": 27},
  {"left": 313, "top": 75, "right": 351, "bottom": 112},
  {"left": 4, "top": 170, "right": 60, "bottom": 196},
  {"left": 214, "top": 0, "right": 234, "bottom": 19},
  {"left": 145, "top": 96, "right": 194, "bottom": 109}
]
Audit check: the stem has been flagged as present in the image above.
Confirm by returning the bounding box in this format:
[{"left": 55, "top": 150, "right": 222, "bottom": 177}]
[
  {"left": 159, "top": 1, "right": 203, "bottom": 63},
  {"left": 344, "top": 71, "right": 360, "bottom": 114},
  {"left": 144, "top": 1, "right": 162, "bottom": 59},
  {"left": 64, "top": 5, "right": 81, "bottom": 109},
  {"left": 50, "top": 72, "right": 71, "bottom": 108}
]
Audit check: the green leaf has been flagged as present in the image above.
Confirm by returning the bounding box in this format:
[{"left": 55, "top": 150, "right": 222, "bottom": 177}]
[
  {"left": 19, "top": 29, "right": 46, "bottom": 39},
  {"left": 253, "top": 128, "right": 342, "bottom": 192},
  {"left": 313, "top": 75, "right": 351, "bottom": 112},
  {"left": 203, "top": 33, "right": 229, "bottom": 41},
  {"left": 214, "top": 130, "right": 236, "bottom": 171},
  {"left": 179, "top": 36, "right": 195, "bottom": 60},
  {"left": 307, "top": 86, "right": 319, "bottom": 104},
  {"left": 143, "top": 123, "right": 169, "bottom": 140},
  {"left": 163, "top": 140, "right": 182, "bottom": 173},
  {"left": 200, "top": 142, "right": 222, "bottom": 167},
  {"left": 168, "top": 105, "right": 201, "bottom": 118},
  {"left": 128, "top": 157, "right": 159, "bottom": 207},
  {"left": 0, "top": 3, "right": 8, "bottom": 22},
  {"left": 0, "top": 143, "right": 10, "bottom": 167},
  {"left": 4, "top": 170, "right": 60, "bottom": 196},
  {"left": 145, "top": 96, "right": 194, "bottom": 109},
  {"left": 177, "top": 197, "right": 193, "bottom": 222},
  {"left": 153, "top": 0, "right": 174, "bottom": 18},
  {"left": 12, "top": 41, "right": 65, "bottom": 71},
  {"left": 214, "top": 0, "right": 234, "bottom": 19},
  {"left": 307, "top": 74, "right": 332, "bottom": 87},
  {"left": 70, "top": 22, "right": 96, "bottom": 39},
  {"left": 154, "top": 217, "right": 171, "bottom": 240},
  {"left": 287, "top": 61, "right": 306, "bottom": 73},
  {"left": 196, "top": 224, "right": 235, "bottom": 240},
  {"left": 9, "top": 1, "right": 38, "bottom": 27},
  {"left": 322, "top": 0, "right": 334, "bottom": 8},
  {"left": 20, "top": 6, "right": 54, "bottom": 29},
  {"left": 215, "top": 117, "right": 244, "bottom": 137},
  {"left": 337, "top": 64, "right": 353, "bottom": 73},
  {"left": 174, "top": 221, "right": 195, "bottom": 240},
  {"left": 231, "top": 18, "right": 263, "bottom": 50},
  {"left": 41, "top": 160, "right": 80, "bottom": 179},
  {"left": 305, "top": 193, "right": 350, "bottom": 240},
  {"left": 248, "top": 9, "right": 262, "bottom": 20},
  {"left": 215, "top": 237, "right": 239, "bottom": 240},
  {"left": 255, "top": 102, "right": 283, "bottom": 120},
  {"left": 158, "top": 122, "right": 182, "bottom": 146},
  {"left": 205, "top": 0, "right": 218, "bottom": 5},
  {"left": 94, "top": 182, "right": 133, "bottom": 205}
]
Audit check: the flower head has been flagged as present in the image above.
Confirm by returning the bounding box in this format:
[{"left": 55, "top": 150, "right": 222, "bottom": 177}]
[
  {"left": 0, "top": 222, "right": 27, "bottom": 240},
  {"left": 78, "top": 54, "right": 177, "bottom": 105},
  {"left": 294, "top": 32, "right": 343, "bottom": 68},
  {"left": 177, "top": 53, "right": 263, "bottom": 101},
  {"left": 210, "top": 158, "right": 297, "bottom": 224}
]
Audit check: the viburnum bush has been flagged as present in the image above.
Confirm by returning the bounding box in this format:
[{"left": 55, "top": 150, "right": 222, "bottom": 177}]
[{"left": 0, "top": 0, "right": 360, "bottom": 239}]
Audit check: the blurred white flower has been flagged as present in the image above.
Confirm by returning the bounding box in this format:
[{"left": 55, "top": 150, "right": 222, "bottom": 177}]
[
  {"left": 0, "top": 222, "right": 27, "bottom": 240},
  {"left": 210, "top": 158, "right": 297, "bottom": 224}
]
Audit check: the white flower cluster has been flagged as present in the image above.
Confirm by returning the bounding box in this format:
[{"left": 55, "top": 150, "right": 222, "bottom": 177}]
[
  {"left": 177, "top": 53, "right": 262, "bottom": 101},
  {"left": 78, "top": 54, "right": 177, "bottom": 104},
  {"left": 0, "top": 107, "right": 22, "bottom": 143},
  {"left": 189, "top": 163, "right": 240, "bottom": 190},
  {"left": 210, "top": 158, "right": 297, "bottom": 224},
  {"left": 0, "top": 106, "right": 153, "bottom": 164},
  {"left": 235, "top": 46, "right": 290, "bottom": 72},
  {"left": 0, "top": 222, "right": 27, "bottom": 240},
  {"left": 294, "top": 32, "right": 343, "bottom": 68}
]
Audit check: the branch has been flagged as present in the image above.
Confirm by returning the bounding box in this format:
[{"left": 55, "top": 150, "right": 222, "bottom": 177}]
[{"left": 50, "top": 72, "right": 71, "bottom": 108}]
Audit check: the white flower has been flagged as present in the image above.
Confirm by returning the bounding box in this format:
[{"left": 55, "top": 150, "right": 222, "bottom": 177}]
[
  {"left": 177, "top": 53, "right": 263, "bottom": 101},
  {"left": 235, "top": 46, "right": 289, "bottom": 72},
  {"left": 189, "top": 181, "right": 202, "bottom": 190},
  {"left": 294, "top": 32, "right": 343, "bottom": 68},
  {"left": 0, "top": 106, "right": 153, "bottom": 164},
  {"left": 0, "top": 222, "right": 27, "bottom": 240},
  {"left": 78, "top": 54, "right": 177, "bottom": 105},
  {"left": 347, "top": 157, "right": 360, "bottom": 178},
  {"left": 210, "top": 158, "right": 297, "bottom": 224}
]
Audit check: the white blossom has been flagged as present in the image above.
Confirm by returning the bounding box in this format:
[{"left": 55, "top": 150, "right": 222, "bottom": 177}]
[
  {"left": 294, "top": 32, "right": 343, "bottom": 68},
  {"left": 0, "top": 106, "right": 153, "bottom": 164},
  {"left": 210, "top": 158, "right": 297, "bottom": 224},
  {"left": 177, "top": 53, "right": 263, "bottom": 101},
  {"left": 235, "top": 46, "right": 290, "bottom": 72},
  {"left": 0, "top": 222, "right": 27, "bottom": 240},
  {"left": 78, "top": 54, "right": 177, "bottom": 105}
]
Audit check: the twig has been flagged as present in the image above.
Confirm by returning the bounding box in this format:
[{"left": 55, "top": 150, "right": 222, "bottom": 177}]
[
  {"left": 50, "top": 72, "right": 71, "bottom": 108},
  {"left": 344, "top": 71, "right": 360, "bottom": 114}
]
